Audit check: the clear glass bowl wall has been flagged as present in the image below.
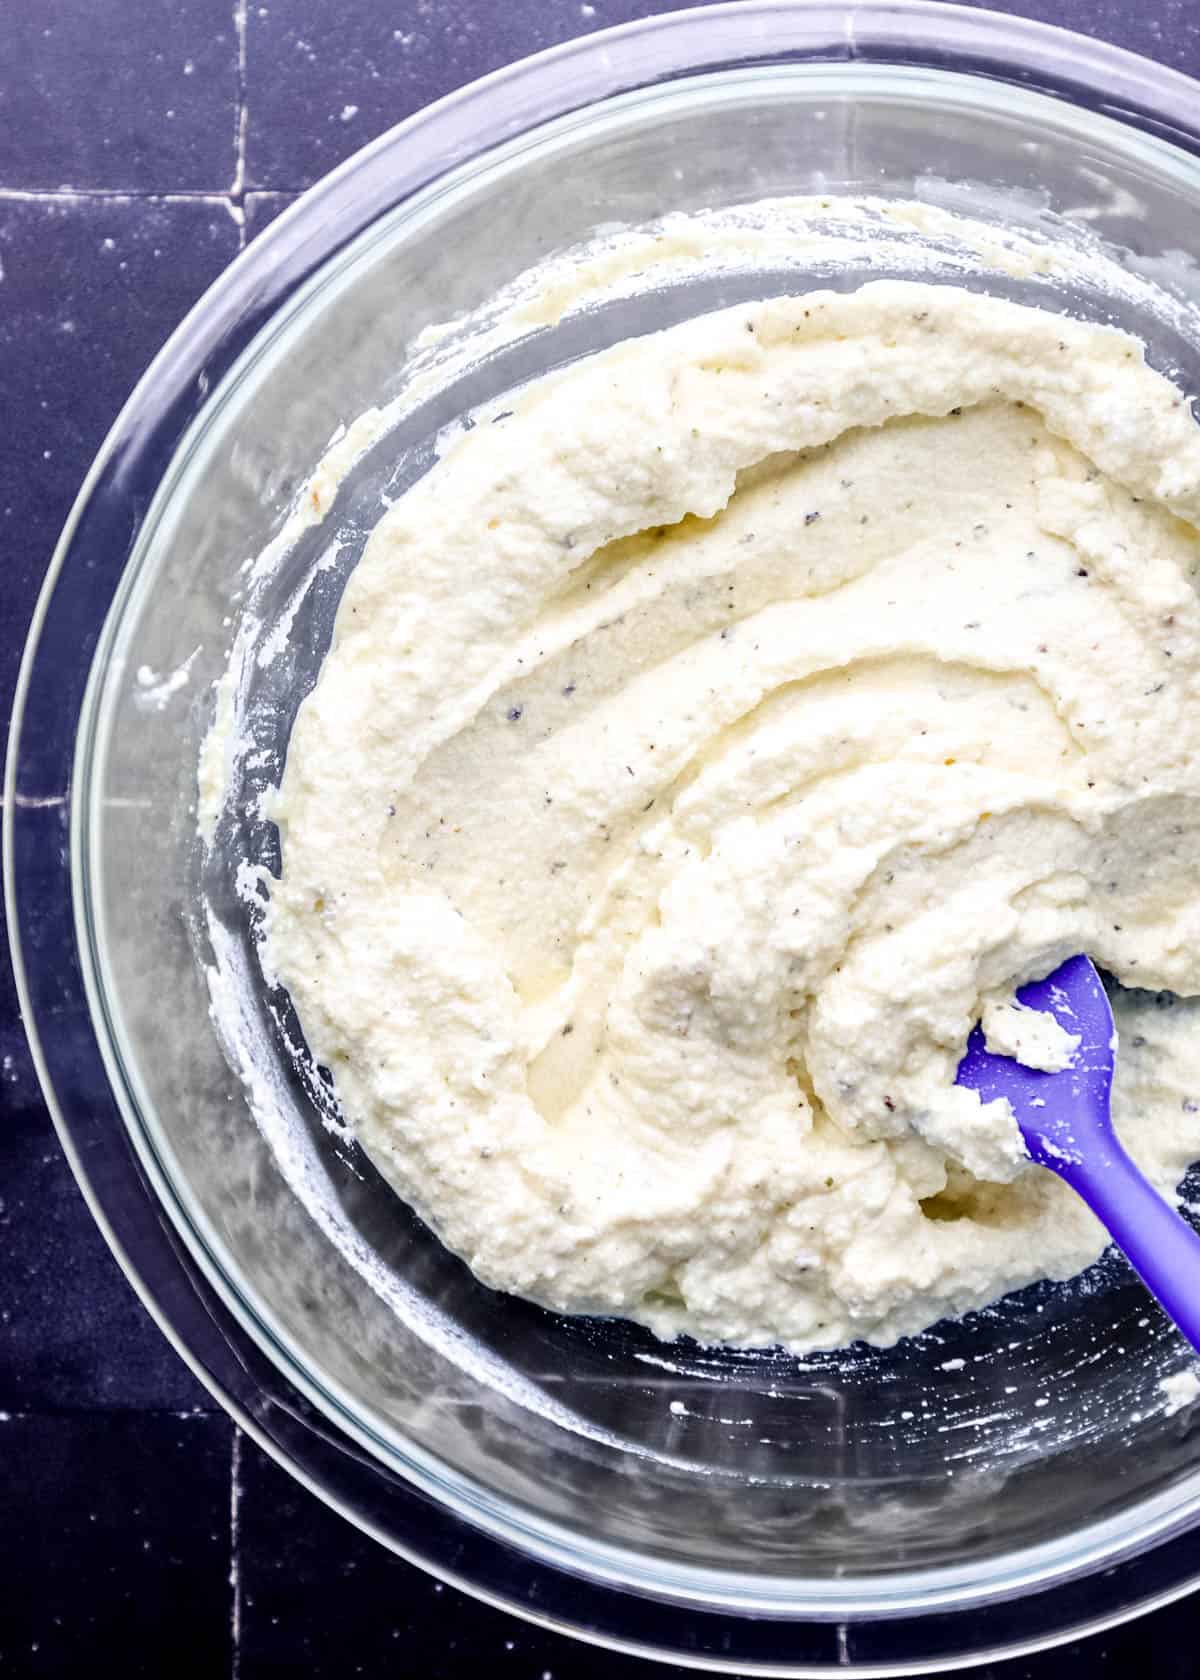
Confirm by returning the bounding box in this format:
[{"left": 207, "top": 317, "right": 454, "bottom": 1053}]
[{"left": 15, "top": 7, "right": 1200, "bottom": 1671}]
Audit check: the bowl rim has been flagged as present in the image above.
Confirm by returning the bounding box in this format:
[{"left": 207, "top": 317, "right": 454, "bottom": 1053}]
[
  {"left": 70, "top": 48, "right": 1200, "bottom": 1618},
  {"left": 11, "top": 3, "right": 1200, "bottom": 1670}
]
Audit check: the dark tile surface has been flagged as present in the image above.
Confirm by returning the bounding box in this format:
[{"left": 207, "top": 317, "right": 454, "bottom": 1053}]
[
  {"left": 235, "top": 1435, "right": 698, "bottom": 1680},
  {"left": 0, "top": 193, "right": 241, "bottom": 751},
  {"left": 0, "top": 192, "right": 238, "bottom": 1425},
  {"left": 244, "top": 189, "right": 299, "bottom": 244},
  {"left": 0, "top": 1413, "right": 233, "bottom": 1677},
  {"left": 6, "top": 0, "right": 1200, "bottom": 1676},
  {"left": 242, "top": 0, "right": 703, "bottom": 190},
  {"left": 0, "top": 1084, "right": 213, "bottom": 1414},
  {"left": 0, "top": 0, "right": 238, "bottom": 191},
  {"left": 956, "top": 0, "right": 1200, "bottom": 74}
]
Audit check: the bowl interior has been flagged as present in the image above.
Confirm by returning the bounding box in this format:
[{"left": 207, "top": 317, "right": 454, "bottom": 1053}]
[{"left": 77, "top": 60, "right": 1200, "bottom": 1609}]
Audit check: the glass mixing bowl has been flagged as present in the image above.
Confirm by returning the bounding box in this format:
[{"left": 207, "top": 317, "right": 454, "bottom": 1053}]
[{"left": 13, "top": 2, "right": 1200, "bottom": 1670}]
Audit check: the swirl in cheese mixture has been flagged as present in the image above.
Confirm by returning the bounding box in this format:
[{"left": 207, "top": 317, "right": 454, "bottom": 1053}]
[{"left": 268, "top": 281, "right": 1200, "bottom": 1351}]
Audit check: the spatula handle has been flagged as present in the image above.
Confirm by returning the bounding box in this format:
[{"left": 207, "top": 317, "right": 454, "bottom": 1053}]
[{"left": 1064, "top": 1142, "right": 1200, "bottom": 1356}]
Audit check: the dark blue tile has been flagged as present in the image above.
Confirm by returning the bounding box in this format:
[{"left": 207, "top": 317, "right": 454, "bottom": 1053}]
[
  {"left": 0, "top": 193, "right": 240, "bottom": 752},
  {"left": 244, "top": 189, "right": 299, "bottom": 245},
  {"left": 0, "top": 0, "right": 238, "bottom": 191},
  {"left": 0, "top": 195, "right": 237, "bottom": 1416},
  {"left": 0, "top": 1017, "right": 214, "bottom": 1411},
  {"left": 0, "top": 1412, "right": 232, "bottom": 1676},
  {"left": 242, "top": 0, "right": 703, "bottom": 190},
  {"left": 952, "top": 0, "right": 1200, "bottom": 76},
  {"left": 235, "top": 1431, "right": 704, "bottom": 1679}
]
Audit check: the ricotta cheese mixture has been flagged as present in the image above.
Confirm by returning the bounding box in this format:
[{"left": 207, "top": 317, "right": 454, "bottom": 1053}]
[{"left": 267, "top": 280, "right": 1200, "bottom": 1353}]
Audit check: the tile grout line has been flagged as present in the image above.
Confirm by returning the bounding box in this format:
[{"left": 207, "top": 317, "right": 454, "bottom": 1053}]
[
  {"left": 232, "top": 0, "right": 248, "bottom": 248},
  {"left": 230, "top": 1428, "right": 243, "bottom": 1680},
  {"left": 4, "top": 0, "right": 250, "bottom": 233},
  {"left": 0, "top": 185, "right": 302, "bottom": 206},
  {"left": 0, "top": 1406, "right": 224, "bottom": 1419},
  {"left": 0, "top": 185, "right": 238, "bottom": 205}
]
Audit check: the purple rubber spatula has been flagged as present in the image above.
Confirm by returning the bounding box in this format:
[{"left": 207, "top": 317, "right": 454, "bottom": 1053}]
[{"left": 956, "top": 953, "right": 1200, "bottom": 1354}]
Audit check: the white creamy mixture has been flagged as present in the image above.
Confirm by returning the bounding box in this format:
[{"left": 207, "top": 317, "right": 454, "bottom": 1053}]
[{"left": 268, "top": 280, "right": 1200, "bottom": 1353}]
